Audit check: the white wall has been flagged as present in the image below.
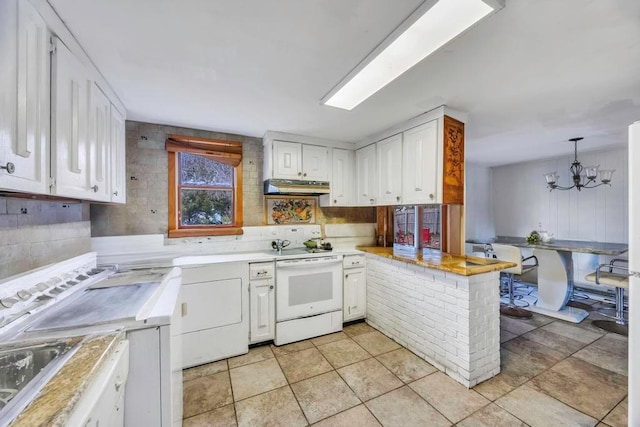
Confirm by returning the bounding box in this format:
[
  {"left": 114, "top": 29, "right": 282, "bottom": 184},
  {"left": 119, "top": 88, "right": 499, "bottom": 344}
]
[
  {"left": 465, "top": 164, "right": 495, "bottom": 241},
  {"left": 491, "top": 146, "right": 628, "bottom": 243}
]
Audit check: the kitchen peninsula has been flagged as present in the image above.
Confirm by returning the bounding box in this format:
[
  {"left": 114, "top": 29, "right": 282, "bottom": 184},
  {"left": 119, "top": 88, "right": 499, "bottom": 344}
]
[{"left": 358, "top": 247, "right": 515, "bottom": 387}]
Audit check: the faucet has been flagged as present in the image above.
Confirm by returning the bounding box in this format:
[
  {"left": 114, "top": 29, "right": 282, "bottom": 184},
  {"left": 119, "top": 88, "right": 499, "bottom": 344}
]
[{"left": 271, "top": 239, "right": 291, "bottom": 255}]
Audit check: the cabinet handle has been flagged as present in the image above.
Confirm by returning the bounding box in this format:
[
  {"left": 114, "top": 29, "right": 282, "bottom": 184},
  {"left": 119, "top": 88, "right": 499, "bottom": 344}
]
[
  {"left": 303, "top": 172, "right": 307, "bottom": 177},
  {"left": 369, "top": 198, "right": 375, "bottom": 204},
  {"left": 333, "top": 199, "right": 337, "bottom": 204},
  {"left": 429, "top": 193, "right": 434, "bottom": 200},
  {"left": 415, "top": 187, "right": 422, "bottom": 192},
  {"left": 0, "top": 162, "right": 15, "bottom": 174},
  {"left": 115, "top": 380, "right": 125, "bottom": 392},
  {"left": 396, "top": 196, "right": 400, "bottom": 202},
  {"left": 113, "top": 190, "right": 118, "bottom": 196},
  {"left": 91, "top": 185, "right": 99, "bottom": 193},
  {"left": 181, "top": 302, "right": 188, "bottom": 316},
  {"left": 269, "top": 285, "right": 274, "bottom": 290},
  {"left": 345, "top": 274, "right": 349, "bottom": 278},
  {"left": 298, "top": 172, "right": 302, "bottom": 176},
  {"left": 385, "top": 191, "right": 392, "bottom": 194}
]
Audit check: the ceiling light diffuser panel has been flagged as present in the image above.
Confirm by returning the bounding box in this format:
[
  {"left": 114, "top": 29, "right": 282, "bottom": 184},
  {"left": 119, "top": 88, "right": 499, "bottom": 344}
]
[{"left": 323, "top": 0, "right": 504, "bottom": 110}]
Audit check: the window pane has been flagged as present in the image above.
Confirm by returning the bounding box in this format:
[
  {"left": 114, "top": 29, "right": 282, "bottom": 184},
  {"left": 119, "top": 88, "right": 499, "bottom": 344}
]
[
  {"left": 181, "top": 189, "right": 233, "bottom": 225},
  {"left": 180, "top": 153, "right": 233, "bottom": 186}
]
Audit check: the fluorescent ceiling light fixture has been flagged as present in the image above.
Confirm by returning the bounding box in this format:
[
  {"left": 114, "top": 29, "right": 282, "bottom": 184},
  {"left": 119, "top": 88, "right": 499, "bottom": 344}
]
[{"left": 322, "top": 0, "right": 503, "bottom": 110}]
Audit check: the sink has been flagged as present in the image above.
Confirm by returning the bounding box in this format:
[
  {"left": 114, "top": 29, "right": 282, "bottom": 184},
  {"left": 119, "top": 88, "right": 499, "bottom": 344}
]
[{"left": 0, "top": 341, "right": 76, "bottom": 420}]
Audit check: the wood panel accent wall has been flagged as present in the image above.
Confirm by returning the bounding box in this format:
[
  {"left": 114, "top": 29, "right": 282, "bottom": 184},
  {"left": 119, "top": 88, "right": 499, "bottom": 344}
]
[
  {"left": 442, "top": 115, "right": 465, "bottom": 205},
  {"left": 375, "top": 206, "right": 394, "bottom": 247}
]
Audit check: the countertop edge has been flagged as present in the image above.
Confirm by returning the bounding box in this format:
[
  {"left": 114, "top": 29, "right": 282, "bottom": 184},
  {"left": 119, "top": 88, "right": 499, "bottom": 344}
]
[{"left": 356, "top": 247, "right": 516, "bottom": 276}]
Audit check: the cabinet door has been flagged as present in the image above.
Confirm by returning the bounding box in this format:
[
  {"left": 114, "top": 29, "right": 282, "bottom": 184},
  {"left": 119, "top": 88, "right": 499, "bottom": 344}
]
[
  {"left": 181, "top": 279, "right": 243, "bottom": 334},
  {"left": 328, "top": 148, "right": 354, "bottom": 206},
  {"left": 0, "top": 0, "right": 49, "bottom": 194},
  {"left": 88, "top": 83, "right": 111, "bottom": 201},
  {"left": 250, "top": 280, "right": 275, "bottom": 343},
  {"left": 402, "top": 121, "right": 438, "bottom": 204},
  {"left": 51, "top": 37, "right": 91, "bottom": 198},
  {"left": 273, "top": 140, "right": 302, "bottom": 179},
  {"left": 110, "top": 105, "right": 126, "bottom": 203},
  {"left": 377, "top": 134, "right": 403, "bottom": 205},
  {"left": 302, "top": 144, "right": 328, "bottom": 181},
  {"left": 356, "top": 144, "right": 377, "bottom": 206},
  {"left": 344, "top": 269, "right": 366, "bottom": 321}
]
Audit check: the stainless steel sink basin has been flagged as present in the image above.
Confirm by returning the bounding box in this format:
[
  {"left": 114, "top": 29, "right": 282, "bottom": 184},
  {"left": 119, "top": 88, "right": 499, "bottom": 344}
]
[{"left": 0, "top": 340, "right": 78, "bottom": 423}]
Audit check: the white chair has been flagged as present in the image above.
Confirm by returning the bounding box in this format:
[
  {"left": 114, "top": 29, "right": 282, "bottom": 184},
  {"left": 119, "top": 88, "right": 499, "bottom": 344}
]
[
  {"left": 490, "top": 244, "right": 538, "bottom": 318},
  {"left": 585, "top": 259, "right": 629, "bottom": 336}
]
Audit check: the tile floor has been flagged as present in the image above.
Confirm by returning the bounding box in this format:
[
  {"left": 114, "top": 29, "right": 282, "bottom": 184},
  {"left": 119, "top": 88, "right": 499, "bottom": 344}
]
[{"left": 182, "top": 305, "right": 627, "bottom": 426}]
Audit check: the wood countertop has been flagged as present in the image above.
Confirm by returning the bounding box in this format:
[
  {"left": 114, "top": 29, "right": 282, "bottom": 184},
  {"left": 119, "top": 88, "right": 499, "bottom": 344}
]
[
  {"left": 11, "top": 331, "right": 124, "bottom": 427},
  {"left": 357, "top": 247, "right": 516, "bottom": 276}
]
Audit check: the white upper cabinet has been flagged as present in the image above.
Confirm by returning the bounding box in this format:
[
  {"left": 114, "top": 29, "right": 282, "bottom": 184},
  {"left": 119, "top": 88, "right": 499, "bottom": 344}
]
[
  {"left": 51, "top": 37, "right": 91, "bottom": 199},
  {"left": 355, "top": 108, "right": 465, "bottom": 206},
  {"left": 320, "top": 148, "right": 354, "bottom": 207},
  {"left": 402, "top": 121, "right": 438, "bottom": 204},
  {"left": 88, "top": 83, "right": 111, "bottom": 201},
  {"left": 269, "top": 140, "right": 328, "bottom": 181},
  {"left": 302, "top": 144, "right": 329, "bottom": 181},
  {"left": 0, "top": 0, "right": 127, "bottom": 202},
  {"left": 356, "top": 144, "right": 377, "bottom": 206},
  {"left": 110, "top": 105, "right": 126, "bottom": 203},
  {"left": 376, "top": 134, "right": 403, "bottom": 205},
  {"left": 0, "top": 0, "right": 49, "bottom": 194},
  {"left": 273, "top": 140, "right": 302, "bottom": 179}
]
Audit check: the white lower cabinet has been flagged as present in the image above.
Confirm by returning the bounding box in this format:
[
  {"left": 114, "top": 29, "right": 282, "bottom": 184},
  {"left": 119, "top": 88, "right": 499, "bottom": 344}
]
[
  {"left": 343, "top": 255, "right": 366, "bottom": 322},
  {"left": 249, "top": 276, "right": 275, "bottom": 344},
  {"left": 67, "top": 340, "right": 129, "bottom": 427}
]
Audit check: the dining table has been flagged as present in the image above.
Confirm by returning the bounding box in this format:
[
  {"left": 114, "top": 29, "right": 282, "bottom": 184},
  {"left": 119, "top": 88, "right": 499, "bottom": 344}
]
[{"left": 467, "top": 236, "right": 629, "bottom": 322}]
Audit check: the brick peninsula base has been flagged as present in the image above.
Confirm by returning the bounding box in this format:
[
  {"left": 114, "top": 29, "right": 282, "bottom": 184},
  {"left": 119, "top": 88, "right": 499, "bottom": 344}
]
[{"left": 365, "top": 253, "right": 501, "bottom": 387}]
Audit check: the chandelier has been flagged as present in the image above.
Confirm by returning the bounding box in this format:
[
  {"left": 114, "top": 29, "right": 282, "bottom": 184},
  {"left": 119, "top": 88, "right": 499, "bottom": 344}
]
[{"left": 544, "top": 137, "right": 615, "bottom": 191}]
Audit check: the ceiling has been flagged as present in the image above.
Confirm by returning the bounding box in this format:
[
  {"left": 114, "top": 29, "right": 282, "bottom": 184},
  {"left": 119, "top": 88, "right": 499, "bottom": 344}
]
[{"left": 49, "top": 0, "right": 640, "bottom": 166}]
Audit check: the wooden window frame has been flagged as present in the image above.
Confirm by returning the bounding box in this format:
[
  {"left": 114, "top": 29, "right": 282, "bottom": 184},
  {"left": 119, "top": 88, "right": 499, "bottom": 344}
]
[{"left": 167, "top": 135, "right": 243, "bottom": 238}]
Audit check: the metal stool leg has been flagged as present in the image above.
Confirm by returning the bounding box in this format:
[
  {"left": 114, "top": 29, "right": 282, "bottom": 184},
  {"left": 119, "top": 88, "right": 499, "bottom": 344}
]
[
  {"left": 500, "top": 273, "right": 532, "bottom": 318},
  {"left": 593, "top": 286, "right": 628, "bottom": 336}
]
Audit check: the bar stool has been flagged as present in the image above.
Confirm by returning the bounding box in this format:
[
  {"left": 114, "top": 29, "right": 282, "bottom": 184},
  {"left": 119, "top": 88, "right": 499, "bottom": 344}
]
[
  {"left": 585, "top": 259, "right": 629, "bottom": 336},
  {"left": 491, "top": 244, "right": 538, "bottom": 318}
]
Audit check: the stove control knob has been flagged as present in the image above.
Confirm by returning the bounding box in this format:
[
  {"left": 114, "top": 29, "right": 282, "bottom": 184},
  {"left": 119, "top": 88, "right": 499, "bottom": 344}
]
[
  {"left": 16, "top": 290, "right": 32, "bottom": 300},
  {"left": 0, "top": 297, "right": 19, "bottom": 308}
]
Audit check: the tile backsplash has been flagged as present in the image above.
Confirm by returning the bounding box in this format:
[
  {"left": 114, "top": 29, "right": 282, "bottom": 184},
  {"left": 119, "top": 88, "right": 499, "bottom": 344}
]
[
  {"left": 0, "top": 197, "right": 91, "bottom": 279},
  {"left": 91, "top": 120, "right": 374, "bottom": 238}
]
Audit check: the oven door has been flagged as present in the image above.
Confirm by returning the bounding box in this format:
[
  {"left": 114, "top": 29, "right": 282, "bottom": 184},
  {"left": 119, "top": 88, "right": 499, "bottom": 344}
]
[{"left": 276, "top": 255, "right": 343, "bottom": 322}]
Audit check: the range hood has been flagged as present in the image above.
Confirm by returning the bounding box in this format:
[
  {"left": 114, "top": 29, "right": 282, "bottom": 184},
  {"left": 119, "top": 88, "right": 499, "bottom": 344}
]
[{"left": 264, "top": 179, "right": 330, "bottom": 195}]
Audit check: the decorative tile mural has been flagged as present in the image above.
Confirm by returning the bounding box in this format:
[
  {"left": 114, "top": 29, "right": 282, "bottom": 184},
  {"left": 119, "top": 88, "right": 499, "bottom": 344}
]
[{"left": 265, "top": 196, "right": 316, "bottom": 225}]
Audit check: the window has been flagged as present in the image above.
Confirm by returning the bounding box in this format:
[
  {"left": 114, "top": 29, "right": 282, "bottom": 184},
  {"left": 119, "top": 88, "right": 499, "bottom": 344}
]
[{"left": 166, "top": 135, "right": 243, "bottom": 237}]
